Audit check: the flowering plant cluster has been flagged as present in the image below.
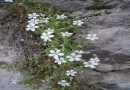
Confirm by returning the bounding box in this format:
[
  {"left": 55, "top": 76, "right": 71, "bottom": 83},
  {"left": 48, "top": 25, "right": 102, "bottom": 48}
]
[
  {"left": 26, "top": 12, "right": 100, "bottom": 89},
  {"left": 5, "top": 1, "right": 100, "bottom": 90}
]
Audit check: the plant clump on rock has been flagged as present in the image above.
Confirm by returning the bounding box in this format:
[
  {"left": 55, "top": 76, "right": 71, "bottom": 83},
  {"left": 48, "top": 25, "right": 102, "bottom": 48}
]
[{"left": 2, "top": 0, "right": 100, "bottom": 90}]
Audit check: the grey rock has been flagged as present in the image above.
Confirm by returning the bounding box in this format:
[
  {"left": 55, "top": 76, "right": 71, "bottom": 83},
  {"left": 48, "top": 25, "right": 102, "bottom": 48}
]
[
  {"left": 41, "top": 0, "right": 95, "bottom": 11},
  {"left": 121, "top": 1, "right": 130, "bottom": 10},
  {"left": 0, "top": 69, "right": 32, "bottom": 90},
  {"left": 103, "top": 0, "right": 121, "bottom": 9},
  {"left": 76, "top": 68, "right": 130, "bottom": 90},
  {"left": 87, "top": 26, "right": 130, "bottom": 56},
  {"left": 99, "top": 69, "right": 130, "bottom": 90},
  {"left": 40, "top": 0, "right": 124, "bottom": 12},
  {"left": 73, "top": 1, "right": 130, "bottom": 90},
  {"left": 75, "top": 69, "right": 102, "bottom": 84},
  {"left": 0, "top": 10, "right": 5, "bottom": 14},
  {"left": 96, "top": 63, "right": 116, "bottom": 72},
  {"left": 69, "top": 11, "right": 84, "bottom": 17},
  {"left": 96, "top": 11, "right": 130, "bottom": 27}
]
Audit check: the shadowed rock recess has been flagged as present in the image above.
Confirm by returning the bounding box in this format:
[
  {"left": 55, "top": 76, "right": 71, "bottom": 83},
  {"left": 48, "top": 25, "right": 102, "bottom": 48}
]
[{"left": 41, "top": 0, "right": 130, "bottom": 90}]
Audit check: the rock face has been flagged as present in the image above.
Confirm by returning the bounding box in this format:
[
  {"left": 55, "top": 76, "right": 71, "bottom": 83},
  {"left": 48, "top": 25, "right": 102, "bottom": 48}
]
[
  {"left": 79, "top": 1, "right": 130, "bottom": 90},
  {"left": 41, "top": 0, "right": 95, "bottom": 11},
  {"left": 41, "top": 0, "right": 130, "bottom": 90}
]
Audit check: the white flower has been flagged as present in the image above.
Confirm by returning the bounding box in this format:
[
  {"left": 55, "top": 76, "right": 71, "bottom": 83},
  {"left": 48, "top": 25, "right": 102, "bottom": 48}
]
[
  {"left": 28, "top": 13, "right": 39, "bottom": 19},
  {"left": 83, "top": 62, "right": 96, "bottom": 68},
  {"left": 40, "top": 13, "right": 45, "bottom": 17},
  {"left": 54, "top": 57, "right": 66, "bottom": 65},
  {"left": 66, "top": 53, "right": 81, "bottom": 62},
  {"left": 58, "top": 80, "right": 70, "bottom": 87},
  {"left": 88, "top": 60, "right": 99, "bottom": 66},
  {"left": 66, "top": 70, "right": 77, "bottom": 76},
  {"left": 28, "top": 19, "right": 39, "bottom": 24},
  {"left": 49, "top": 49, "right": 64, "bottom": 60},
  {"left": 12, "top": 80, "right": 17, "bottom": 84},
  {"left": 43, "top": 17, "right": 49, "bottom": 23},
  {"left": 39, "top": 28, "right": 55, "bottom": 42},
  {"left": 26, "top": 23, "right": 39, "bottom": 31},
  {"left": 86, "top": 51, "right": 90, "bottom": 54},
  {"left": 57, "top": 14, "right": 67, "bottom": 20},
  {"left": 45, "top": 28, "right": 54, "bottom": 34},
  {"left": 73, "top": 20, "right": 84, "bottom": 26},
  {"left": 74, "top": 50, "right": 84, "bottom": 54},
  {"left": 39, "top": 17, "right": 49, "bottom": 23},
  {"left": 83, "top": 57, "right": 100, "bottom": 69},
  {"left": 86, "top": 34, "right": 98, "bottom": 41},
  {"left": 5, "top": 0, "right": 13, "bottom": 2},
  {"left": 40, "top": 32, "right": 54, "bottom": 42},
  {"left": 42, "top": 80, "right": 45, "bottom": 83},
  {"left": 61, "top": 31, "right": 73, "bottom": 38},
  {"left": 90, "top": 57, "right": 100, "bottom": 63}
]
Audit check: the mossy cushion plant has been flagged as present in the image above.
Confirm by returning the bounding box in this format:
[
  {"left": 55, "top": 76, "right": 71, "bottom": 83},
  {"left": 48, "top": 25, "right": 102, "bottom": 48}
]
[{"left": 3, "top": 0, "right": 100, "bottom": 90}]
